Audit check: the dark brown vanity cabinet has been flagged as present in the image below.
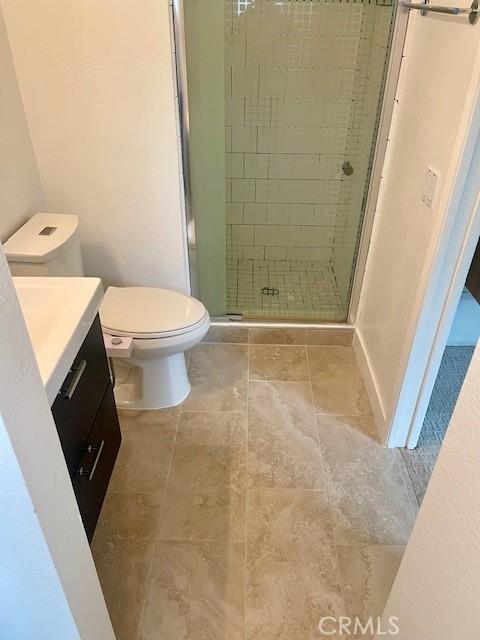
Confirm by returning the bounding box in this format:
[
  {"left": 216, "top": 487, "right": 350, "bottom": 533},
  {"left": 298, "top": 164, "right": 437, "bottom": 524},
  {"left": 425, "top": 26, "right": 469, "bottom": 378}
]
[{"left": 51, "top": 315, "right": 121, "bottom": 542}]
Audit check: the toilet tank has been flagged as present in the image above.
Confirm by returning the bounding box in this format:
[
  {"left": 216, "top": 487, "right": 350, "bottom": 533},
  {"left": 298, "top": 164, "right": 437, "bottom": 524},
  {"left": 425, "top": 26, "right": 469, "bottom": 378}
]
[{"left": 3, "top": 213, "right": 84, "bottom": 277}]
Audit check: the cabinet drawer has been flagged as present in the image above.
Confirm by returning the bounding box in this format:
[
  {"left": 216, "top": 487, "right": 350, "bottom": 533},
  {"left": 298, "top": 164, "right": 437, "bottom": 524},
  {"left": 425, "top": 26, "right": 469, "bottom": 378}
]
[
  {"left": 72, "top": 384, "right": 121, "bottom": 542},
  {"left": 52, "top": 316, "right": 110, "bottom": 475}
]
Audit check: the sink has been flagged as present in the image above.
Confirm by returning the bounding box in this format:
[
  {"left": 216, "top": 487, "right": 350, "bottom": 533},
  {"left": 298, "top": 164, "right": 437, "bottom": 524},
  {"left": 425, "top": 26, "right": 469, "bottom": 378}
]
[{"left": 13, "top": 277, "right": 104, "bottom": 405}]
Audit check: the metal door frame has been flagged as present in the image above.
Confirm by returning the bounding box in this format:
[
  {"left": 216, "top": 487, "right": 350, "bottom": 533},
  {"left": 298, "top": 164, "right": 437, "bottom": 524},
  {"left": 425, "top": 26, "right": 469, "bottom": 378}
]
[{"left": 348, "top": 2, "right": 410, "bottom": 323}]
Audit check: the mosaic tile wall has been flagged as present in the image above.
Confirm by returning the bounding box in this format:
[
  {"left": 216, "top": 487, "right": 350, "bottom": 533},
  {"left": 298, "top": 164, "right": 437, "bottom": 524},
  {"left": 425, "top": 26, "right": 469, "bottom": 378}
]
[{"left": 223, "top": 0, "right": 393, "bottom": 319}]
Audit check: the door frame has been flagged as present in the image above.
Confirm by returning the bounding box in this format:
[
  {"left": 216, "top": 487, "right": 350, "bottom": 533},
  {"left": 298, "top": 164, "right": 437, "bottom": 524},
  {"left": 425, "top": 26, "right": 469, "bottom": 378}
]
[{"left": 387, "top": 87, "right": 480, "bottom": 448}]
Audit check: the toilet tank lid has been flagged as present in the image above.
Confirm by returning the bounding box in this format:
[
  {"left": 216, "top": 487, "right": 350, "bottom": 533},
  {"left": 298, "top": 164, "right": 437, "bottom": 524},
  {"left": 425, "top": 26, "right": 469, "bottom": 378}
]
[{"left": 3, "top": 213, "right": 79, "bottom": 263}]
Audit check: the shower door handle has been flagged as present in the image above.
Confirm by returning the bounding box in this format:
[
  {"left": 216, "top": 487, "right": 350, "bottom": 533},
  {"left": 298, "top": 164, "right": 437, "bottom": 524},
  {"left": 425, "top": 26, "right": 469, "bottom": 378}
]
[{"left": 401, "top": 0, "right": 479, "bottom": 23}]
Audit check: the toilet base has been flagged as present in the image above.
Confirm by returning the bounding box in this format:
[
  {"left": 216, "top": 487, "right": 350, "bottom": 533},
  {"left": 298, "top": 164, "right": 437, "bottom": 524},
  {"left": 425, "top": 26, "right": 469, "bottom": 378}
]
[{"left": 113, "top": 352, "right": 191, "bottom": 410}]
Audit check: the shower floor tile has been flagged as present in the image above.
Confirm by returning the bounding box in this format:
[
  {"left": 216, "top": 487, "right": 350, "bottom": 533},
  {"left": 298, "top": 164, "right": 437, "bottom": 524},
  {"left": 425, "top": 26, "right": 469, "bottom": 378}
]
[{"left": 226, "top": 258, "right": 346, "bottom": 320}]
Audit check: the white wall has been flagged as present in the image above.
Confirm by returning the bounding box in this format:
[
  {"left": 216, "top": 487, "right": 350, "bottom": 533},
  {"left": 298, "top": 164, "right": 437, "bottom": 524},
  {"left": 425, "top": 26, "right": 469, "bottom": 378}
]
[
  {"left": 376, "top": 340, "right": 480, "bottom": 639},
  {"left": 0, "top": 415, "right": 80, "bottom": 639},
  {"left": 355, "top": 8, "right": 480, "bottom": 441},
  {"left": 1, "top": 0, "right": 189, "bottom": 292},
  {"left": 0, "top": 247, "right": 114, "bottom": 639},
  {"left": 0, "top": 8, "right": 44, "bottom": 242}
]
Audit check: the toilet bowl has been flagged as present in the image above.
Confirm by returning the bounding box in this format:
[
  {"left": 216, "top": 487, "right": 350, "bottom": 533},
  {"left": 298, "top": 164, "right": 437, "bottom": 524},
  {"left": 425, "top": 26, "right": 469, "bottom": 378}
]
[
  {"left": 100, "top": 286, "right": 210, "bottom": 409},
  {"left": 4, "top": 213, "right": 210, "bottom": 410}
]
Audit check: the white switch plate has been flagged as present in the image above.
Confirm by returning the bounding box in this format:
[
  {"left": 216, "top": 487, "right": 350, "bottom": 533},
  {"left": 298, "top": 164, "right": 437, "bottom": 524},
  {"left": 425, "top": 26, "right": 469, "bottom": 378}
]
[{"left": 422, "top": 167, "right": 440, "bottom": 210}]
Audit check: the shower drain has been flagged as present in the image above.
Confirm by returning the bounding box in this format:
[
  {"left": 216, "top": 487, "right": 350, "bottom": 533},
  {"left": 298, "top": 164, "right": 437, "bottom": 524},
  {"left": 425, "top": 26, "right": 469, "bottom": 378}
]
[{"left": 261, "top": 286, "right": 280, "bottom": 296}]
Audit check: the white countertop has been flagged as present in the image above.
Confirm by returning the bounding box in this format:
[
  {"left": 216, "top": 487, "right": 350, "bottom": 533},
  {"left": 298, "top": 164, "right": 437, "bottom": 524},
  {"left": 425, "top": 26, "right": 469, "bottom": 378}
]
[{"left": 13, "top": 277, "right": 104, "bottom": 405}]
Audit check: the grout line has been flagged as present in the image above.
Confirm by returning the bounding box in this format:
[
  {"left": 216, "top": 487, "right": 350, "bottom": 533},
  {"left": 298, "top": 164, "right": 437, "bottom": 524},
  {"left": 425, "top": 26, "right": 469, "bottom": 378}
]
[
  {"left": 136, "top": 409, "right": 182, "bottom": 639},
  {"left": 248, "top": 377, "right": 311, "bottom": 383},
  {"left": 205, "top": 341, "right": 354, "bottom": 348},
  {"left": 314, "top": 410, "right": 374, "bottom": 418},
  {"left": 305, "top": 346, "right": 322, "bottom": 454},
  {"left": 154, "top": 536, "right": 246, "bottom": 544},
  {"left": 245, "top": 487, "right": 329, "bottom": 494},
  {"left": 180, "top": 409, "right": 248, "bottom": 414},
  {"left": 203, "top": 341, "right": 250, "bottom": 345},
  {"left": 305, "top": 345, "right": 349, "bottom": 619},
  {"left": 244, "top": 343, "right": 250, "bottom": 640}
]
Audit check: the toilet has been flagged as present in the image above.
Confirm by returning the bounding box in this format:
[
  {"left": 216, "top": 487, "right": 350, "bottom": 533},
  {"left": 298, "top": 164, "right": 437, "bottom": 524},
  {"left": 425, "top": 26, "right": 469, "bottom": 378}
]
[
  {"left": 100, "top": 286, "right": 209, "bottom": 408},
  {"left": 4, "top": 213, "right": 210, "bottom": 409}
]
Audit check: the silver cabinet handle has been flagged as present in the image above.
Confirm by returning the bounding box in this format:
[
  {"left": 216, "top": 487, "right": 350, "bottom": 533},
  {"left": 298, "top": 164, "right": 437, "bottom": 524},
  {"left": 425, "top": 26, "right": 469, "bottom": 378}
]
[
  {"left": 63, "top": 360, "right": 87, "bottom": 399},
  {"left": 88, "top": 440, "right": 105, "bottom": 481}
]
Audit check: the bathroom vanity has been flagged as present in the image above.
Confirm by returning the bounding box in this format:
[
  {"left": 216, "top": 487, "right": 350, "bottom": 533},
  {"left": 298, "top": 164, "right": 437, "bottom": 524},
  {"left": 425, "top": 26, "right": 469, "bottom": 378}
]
[
  {"left": 52, "top": 315, "right": 121, "bottom": 542},
  {"left": 12, "top": 276, "right": 122, "bottom": 544}
]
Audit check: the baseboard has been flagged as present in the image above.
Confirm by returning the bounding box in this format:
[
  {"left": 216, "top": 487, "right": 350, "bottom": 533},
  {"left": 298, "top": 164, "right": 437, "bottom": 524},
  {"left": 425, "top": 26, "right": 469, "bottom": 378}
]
[{"left": 353, "top": 329, "right": 389, "bottom": 442}]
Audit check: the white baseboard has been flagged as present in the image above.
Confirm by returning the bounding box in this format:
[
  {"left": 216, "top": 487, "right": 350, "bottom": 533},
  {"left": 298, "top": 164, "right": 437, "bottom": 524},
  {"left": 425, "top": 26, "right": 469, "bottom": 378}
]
[{"left": 353, "top": 329, "right": 389, "bottom": 443}]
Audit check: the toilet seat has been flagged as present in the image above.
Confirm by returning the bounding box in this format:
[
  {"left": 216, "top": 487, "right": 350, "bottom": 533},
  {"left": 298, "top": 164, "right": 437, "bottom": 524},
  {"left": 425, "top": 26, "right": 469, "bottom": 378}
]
[{"left": 100, "top": 286, "right": 207, "bottom": 339}]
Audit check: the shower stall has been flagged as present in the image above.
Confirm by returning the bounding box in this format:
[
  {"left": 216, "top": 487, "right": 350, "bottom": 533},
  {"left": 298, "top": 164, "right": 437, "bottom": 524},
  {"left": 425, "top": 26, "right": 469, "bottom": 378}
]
[{"left": 173, "top": 0, "right": 398, "bottom": 323}]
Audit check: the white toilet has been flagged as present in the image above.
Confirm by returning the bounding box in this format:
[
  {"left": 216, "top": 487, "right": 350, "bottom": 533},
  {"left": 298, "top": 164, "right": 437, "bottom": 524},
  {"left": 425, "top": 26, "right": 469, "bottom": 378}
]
[
  {"left": 100, "top": 286, "right": 209, "bottom": 408},
  {"left": 4, "top": 213, "right": 210, "bottom": 409}
]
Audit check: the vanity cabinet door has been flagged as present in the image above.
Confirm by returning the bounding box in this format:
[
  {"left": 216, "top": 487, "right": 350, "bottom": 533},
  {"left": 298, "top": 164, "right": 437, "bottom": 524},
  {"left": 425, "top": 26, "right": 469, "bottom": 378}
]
[
  {"left": 72, "top": 383, "right": 121, "bottom": 542},
  {"left": 52, "top": 316, "right": 110, "bottom": 475}
]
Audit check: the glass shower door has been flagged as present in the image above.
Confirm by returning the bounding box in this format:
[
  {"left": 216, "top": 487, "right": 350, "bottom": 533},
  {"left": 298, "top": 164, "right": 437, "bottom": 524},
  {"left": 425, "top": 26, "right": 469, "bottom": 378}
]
[{"left": 180, "top": 0, "right": 395, "bottom": 321}]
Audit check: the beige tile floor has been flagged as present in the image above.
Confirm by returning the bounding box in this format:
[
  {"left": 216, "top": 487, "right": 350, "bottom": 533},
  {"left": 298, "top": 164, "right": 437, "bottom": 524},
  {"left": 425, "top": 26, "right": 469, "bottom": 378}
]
[{"left": 92, "top": 341, "right": 418, "bottom": 640}]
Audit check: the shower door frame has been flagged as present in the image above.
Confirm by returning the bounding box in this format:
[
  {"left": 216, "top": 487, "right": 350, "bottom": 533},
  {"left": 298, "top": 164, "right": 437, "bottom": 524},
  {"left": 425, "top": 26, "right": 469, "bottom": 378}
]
[
  {"left": 347, "top": 0, "right": 409, "bottom": 324},
  {"left": 171, "top": 0, "right": 409, "bottom": 327}
]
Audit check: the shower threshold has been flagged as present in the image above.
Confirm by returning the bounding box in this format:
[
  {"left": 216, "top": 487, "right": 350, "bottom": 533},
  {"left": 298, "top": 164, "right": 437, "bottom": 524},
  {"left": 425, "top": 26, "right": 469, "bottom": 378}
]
[{"left": 211, "top": 317, "right": 354, "bottom": 330}]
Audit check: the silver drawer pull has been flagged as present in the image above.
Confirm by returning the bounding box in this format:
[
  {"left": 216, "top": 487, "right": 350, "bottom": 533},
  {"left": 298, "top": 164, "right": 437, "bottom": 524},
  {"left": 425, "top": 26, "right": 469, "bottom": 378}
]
[
  {"left": 88, "top": 440, "right": 105, "bottom": 481},
  {"left": 63, "top": 360, "right": 87, "bottom": 399}
]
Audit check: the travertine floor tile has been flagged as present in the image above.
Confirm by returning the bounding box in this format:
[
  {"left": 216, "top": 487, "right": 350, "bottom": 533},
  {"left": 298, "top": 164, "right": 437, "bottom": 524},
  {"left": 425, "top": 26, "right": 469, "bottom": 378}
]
[
  {"left": 108, "top": 409, "right": 179, "bottom": 495},
  {"left": 317, "top": 415, "right": 417, "bottom": 544},
  {"left": 249, "top": 328, "right": 307, "bottom": 345},
  {"left": 183, "top": 344, "right": 248, "bottom": 411},
  {"left": 247, "top": 488, "right": 335, "bottom": 559},
  {"left": 159, "top": 484, "right": 245, "bottom": 542},
  {"left": 249, "top": 344, "right": 310, "bottom": 381},
  {"left": 141, "top": 541, "right": 245, "bottom": 640},
  {"left": 159, "top": 411, "right": 247, "bottom": 541},
  {"left": 95, "top": 336, "right": 413, "bottom": 640},
  {"left": 117, "top": 407, "right": 180, "bottom": 426},
  {"left": 246, "top": 489, "right": 345, "bottom": 640},
  {"left": 91, "top": 494, "right": 162, "bottom": 640},
  {"left": 248, "top": 380, "right": 315, "bottom": 425},
  {"left": 248, "top": 381, "right": 325, "bottom": 489},
  {"left": 167, "top": 411, "right": 246, "bottom": 490},
  {"left": 203, "top": 326, "right": 249, "bottom": 343},
  {"left": 307, "top": 346, "right": 371, "bottom": 415},
  {"left": 306, "top": 329, "right": 354, "bottom": 346},
  {"left": 247, "top": 556, "right": 346, "bottom": 640},
  {"left": 337, "top": 544, "right": 404, "bottom": 639}
]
